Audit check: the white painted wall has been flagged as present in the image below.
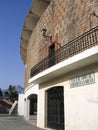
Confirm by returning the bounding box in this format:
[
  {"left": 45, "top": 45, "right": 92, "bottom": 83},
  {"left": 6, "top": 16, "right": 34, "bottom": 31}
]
[
  {"left": 25, "top": 84, "right": 39, "bottom": 98},
  {"left": 18, "top": 94, "right": 25, "bottom": 116},
  {"left": 37, "top": 89, "right": 46, "bottom": 128},
  {"left": 24, "top": 99, "right": 30, "bottom": 120},
  {"left": 65, "top": 71, "right": 98, "bottom": 130},
  {"left": 65, "top": 86, "right": 98, "bottom": 130},
  {"left": 23, "top": 84, "right": 39, "bottom": 121},
  {"left": 37, "top": 67, "right": 98, "bottom": 130},
  {"left": 24, "top": 63, "right": 98, "bottom": 130}
]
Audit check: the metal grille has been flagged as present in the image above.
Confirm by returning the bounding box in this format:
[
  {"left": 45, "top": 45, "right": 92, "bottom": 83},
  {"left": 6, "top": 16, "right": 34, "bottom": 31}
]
[
  {"left": 47, "top": 87, "right": 64, "bottom": 130},
  {"left": 30, "top": 25, "right": 98, "bottom": 78}
]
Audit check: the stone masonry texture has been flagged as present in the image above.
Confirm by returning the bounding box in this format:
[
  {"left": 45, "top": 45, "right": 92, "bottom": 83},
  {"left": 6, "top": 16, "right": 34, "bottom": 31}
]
[{"left": 25, "top": 0, "right": 98, "bottom": 88}]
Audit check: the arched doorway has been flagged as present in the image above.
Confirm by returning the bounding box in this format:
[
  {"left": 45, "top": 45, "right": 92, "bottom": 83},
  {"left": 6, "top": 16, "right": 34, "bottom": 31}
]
[
  {"left": 27, "top": 94, "right": 37, "bottom": 125},
  {"left": 28, "top": 94, "right": 37, "bottom": 115},
  {"left": 46, "top": 86, "right": 64, "bottom": 130}
]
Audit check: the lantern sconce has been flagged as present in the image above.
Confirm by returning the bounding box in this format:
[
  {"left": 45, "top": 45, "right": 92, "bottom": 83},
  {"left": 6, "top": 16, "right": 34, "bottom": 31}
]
[
  {"left": 41, "top": 28, "right": 61, "bottom": 47},
  {"left": 41, "top": 28, "right": 52, "bottom": 42}
]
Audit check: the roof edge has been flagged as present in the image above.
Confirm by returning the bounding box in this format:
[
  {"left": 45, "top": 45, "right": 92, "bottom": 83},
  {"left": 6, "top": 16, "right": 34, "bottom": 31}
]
[{"left": 20, "top": 0, "right": 51, "bottom": 64}]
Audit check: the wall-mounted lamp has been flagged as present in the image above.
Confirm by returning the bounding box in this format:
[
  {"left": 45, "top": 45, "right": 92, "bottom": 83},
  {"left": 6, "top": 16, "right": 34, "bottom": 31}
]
[
  {"left": 89, "top": 11, "right": 98, "bottom": 29},
  {"left": 41, "top": 28, "right": 52, "bottom": 42},
  {"left": 41, "top": 28, "right": 61, "bottom": 47}
]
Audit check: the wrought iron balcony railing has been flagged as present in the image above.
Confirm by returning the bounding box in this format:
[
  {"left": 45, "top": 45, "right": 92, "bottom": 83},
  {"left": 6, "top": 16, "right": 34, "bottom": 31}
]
[{"left": 30, "top": 25, "right": 98, "bottom": 78}]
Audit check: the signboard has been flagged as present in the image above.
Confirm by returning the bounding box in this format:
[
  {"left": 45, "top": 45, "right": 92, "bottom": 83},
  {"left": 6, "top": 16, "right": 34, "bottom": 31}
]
[{"left": 70, "top": 72, "right": 95, "bottom": 88}]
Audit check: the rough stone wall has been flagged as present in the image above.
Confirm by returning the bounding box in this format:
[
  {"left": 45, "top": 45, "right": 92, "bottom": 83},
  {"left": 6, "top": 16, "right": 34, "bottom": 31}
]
[{"left": 25, "top": 0, "right": 98, "bottom": 88}]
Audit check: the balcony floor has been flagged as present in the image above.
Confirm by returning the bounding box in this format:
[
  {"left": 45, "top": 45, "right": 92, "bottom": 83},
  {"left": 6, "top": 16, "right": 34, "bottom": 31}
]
[{"left": 29, "top": 45, "right": 98, "bottom": 84}]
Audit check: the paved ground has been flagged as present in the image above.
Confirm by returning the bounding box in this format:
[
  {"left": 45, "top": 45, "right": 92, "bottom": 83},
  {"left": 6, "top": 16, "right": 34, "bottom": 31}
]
[{"left": 0, "top": 114, "right": 45, "bottom": 130}]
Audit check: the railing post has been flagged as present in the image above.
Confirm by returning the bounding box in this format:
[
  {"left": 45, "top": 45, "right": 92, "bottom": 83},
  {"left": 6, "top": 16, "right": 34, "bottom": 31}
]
[{"left": 30, "top": 25, "right": 98, "bottom": 78}]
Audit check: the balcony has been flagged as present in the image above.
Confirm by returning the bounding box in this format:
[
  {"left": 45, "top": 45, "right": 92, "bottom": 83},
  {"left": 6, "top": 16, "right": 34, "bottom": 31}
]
[{"left": 29, "top": 25, "right": 98, "bottom": 84}]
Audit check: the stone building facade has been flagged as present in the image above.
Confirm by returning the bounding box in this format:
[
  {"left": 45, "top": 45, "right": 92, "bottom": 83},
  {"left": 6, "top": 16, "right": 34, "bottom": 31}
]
[{"left": 20, "top": 0, "right": 98, "bottom": 130}]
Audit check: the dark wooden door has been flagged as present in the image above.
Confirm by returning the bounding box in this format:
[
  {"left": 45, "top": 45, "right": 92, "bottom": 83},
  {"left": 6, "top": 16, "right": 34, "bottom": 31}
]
[{"left": 49, "top": 43, "right": 55, "bottom": 67}]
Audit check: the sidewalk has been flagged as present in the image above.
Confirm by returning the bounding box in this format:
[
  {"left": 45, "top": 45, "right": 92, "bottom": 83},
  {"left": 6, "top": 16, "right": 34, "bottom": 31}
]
[{"left": 0, "top": 114, "right": 45, "bottom": 130}]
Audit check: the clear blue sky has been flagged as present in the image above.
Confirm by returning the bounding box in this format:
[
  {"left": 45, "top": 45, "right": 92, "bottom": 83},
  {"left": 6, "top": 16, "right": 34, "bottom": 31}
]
[{"left": 0, "top": 0, "right": 32, "bottom": 90}]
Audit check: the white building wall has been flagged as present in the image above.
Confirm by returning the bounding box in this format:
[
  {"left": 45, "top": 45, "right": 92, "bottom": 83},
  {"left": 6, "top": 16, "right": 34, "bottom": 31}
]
[
  {"left": 37, "top": 64, "right": 98, "bottom": 130},
  {"left": 37, "top": 89, "right": 46, "bottom": 128},
  {"left": 18, "top": 94, "right": 25, "bottom": 116},
  {"left": 23, "top": 84, "right": 39, "bottom": 120},
  {"left": 37, "top": 82, "right": 66, "bottom": 128},
  {"left": 24, "top": 99, "right": 30, "bottom": 120},
  {"left": 65, "top": 71, "right": 98, "bottom": 130},
  {"left": 25, "top": 84, "right": 39, "bottom": 98}
]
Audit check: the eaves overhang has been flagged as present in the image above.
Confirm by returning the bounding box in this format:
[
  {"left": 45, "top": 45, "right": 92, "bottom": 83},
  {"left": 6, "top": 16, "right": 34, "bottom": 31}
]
[{"left": 20, "top": 0, "right": 51, "bottom": 64}]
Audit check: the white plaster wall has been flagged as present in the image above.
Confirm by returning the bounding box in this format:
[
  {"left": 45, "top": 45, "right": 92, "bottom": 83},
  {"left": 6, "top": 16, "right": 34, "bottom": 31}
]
[
  {"left": 37, "top": 65, "right": 98, "bottom": 130},
  {"left": 37, "top": 89, "right": 46, "bottom": 128},
  {"left": 65, "top": 72, "right": 98, "bottom": 130},
  {"left": 24, "top": 98, "right": 27, "bottom": 118},
  {"left": 24, "top": 84, "right": 39, "bottom": 120},
  {"left": 25, "top": 99, "right": 30, "bottom": 120},
  {"left": 25, "top": 84, "right": 39, "bottom": 98},
  {"left": 37, "top": 82, "right": 66, "bottom": 128},
  {"left": 18, "top": 94, "right": 25, "bottom": 116}
]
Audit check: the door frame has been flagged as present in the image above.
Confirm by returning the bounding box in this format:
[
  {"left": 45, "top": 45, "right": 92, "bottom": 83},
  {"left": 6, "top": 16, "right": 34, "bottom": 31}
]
[{"left": 45, "top": 86, "right": 65, "bottom": 130}]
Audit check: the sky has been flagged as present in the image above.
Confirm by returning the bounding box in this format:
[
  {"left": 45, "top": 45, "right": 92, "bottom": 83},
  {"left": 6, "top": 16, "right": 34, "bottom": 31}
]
[{"left": 0, "top": 0, "right": 32, "bottom": 90}]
